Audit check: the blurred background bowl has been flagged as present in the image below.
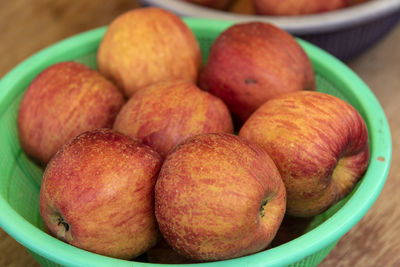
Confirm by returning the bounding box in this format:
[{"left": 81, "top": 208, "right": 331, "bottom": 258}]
[{"left": 140, "top": 0, "right": 400, "bottom": 61}]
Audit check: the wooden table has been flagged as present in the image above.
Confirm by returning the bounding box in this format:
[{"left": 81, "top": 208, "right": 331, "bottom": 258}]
[{"left": 0, "top": 1, "right": 399, "bottom": 266}]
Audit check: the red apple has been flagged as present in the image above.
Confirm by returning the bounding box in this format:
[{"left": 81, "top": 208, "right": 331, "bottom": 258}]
[
  {"left": 199, "top": 22, "right": 315, "bottom": 124},
  {"left": 239, "top": 91, "right": 370, "bottom": 217},
  {"left": 155, "top": 133, "right": 286, "bottom": 261},
  {"left": 253, "top": 0, "right": 369, "bottom": 15},
  {"left": 39, "top": 128, "right": 163, "bottom": 260},
  {"left": 184, "top": 0, "right": 233, "bottom": 9},
  {"left": 229, "top": 0, "right": 256, "bottom": 14},
  {"left": 113, "top": 79, "right": 233, "bottom": 158},
  {"left": 252, "top": 0, "right": 347, "bottom": 15},
  {"left": 17, "top": 61, "right": 125, "bottom": 164},
  {"left": 97, "top": 7, "right": 202, "bottom": 98}
]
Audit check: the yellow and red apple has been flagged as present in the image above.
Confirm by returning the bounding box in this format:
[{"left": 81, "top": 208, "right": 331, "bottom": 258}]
[
  {"left": 239, "top": 91, "right": 370, "bottom": 217},
  {"left": 155, "top": 133, "right": 286, "bottom": 261},
  {"left": 229, "top": 0, "right": 256, "bottom": 14},
  {"left": 97, "top": 7, "right": 202, "bottom": 98},
  {"left": 113, "top": 79, "right": 233, "bottom": 158},
  {"left": 39, "top": 128, "right": 162, "bottom": 259},
  {"left": 17, "top": 61, "right": 125, "bottom": 164},
  {"left": 199, "top": 22, "right": 315, "bottom": 124},
  {"left": 253, "top": 0, "right": 370, "bottom": 15}
]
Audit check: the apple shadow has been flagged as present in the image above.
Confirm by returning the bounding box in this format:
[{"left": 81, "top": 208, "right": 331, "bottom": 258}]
[{"left": 270, "top": 215, "right": 314, "bottom": 248}]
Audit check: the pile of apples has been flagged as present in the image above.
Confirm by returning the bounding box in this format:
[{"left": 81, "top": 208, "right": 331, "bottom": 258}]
[
  {"left": 17, "top": 7, "right": 370, "bottom": 263},
  {"left": 185, "top": 0, "right": 370, "bottom": 16}
]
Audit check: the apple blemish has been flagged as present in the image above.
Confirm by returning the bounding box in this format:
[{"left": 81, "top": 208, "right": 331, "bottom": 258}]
[{"left": 245, "top": 78, "right": 258, "bottom": 84}]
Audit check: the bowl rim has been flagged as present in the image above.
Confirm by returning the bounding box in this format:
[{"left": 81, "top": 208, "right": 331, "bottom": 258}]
[
  {"left": 140, "top": 0, "right": 400, "bottom": 34},
  {"left": 0, "top": 18, "right": 392, "bottom": 267}
]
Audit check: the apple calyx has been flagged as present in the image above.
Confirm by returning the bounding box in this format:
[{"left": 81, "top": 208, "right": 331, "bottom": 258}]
[
  {"left": 259, "top": 194, "right": 273, "bottom": 218},
  {"left": 57, "top": 217, "right": 69, "bottom": 231},
  {"left": 49, "top": 211, "right": 73, "bottom": 241}
]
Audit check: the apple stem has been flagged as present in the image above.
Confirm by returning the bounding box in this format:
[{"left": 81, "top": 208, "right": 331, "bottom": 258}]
[{"left": 57, "top": 217, "right": 69, "bottom": 231}]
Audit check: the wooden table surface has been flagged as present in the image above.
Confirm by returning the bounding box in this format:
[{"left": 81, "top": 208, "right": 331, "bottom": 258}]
[{"left": 0, "top": 1, "right": 399, "bottom": 266}]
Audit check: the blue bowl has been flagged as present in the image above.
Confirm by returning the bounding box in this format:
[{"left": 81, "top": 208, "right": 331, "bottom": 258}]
[{"left": 140, "top": 0, "right": 400, "bottom": 60}]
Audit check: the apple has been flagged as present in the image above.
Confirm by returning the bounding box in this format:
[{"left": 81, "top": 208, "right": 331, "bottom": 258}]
[
  {"left": 184, "top": 0, "right": 233, "bottom": 9},
  {"left": 97, "top": 7, "right": 202, "bottom": 98},
  {"left": 155, "top": 133, "right": 286, "bottom": 261},
  {"left": 113, "top": 79, "right": 234, "bottom": 158},
  {"left": 17, "top": 61, "right": 125, "bottom": 164},
  {"left": 253, "top": 0, "right": 346, "bottom": 15},
  {"left": 199, "top": 22, "right": 315, "bottom": 124},
  {"left": 39, "top": 128, "right": 163, "bottom": 260},
  {"left": 239, "top": 91, "right": 370, "bottom": 217},
  {"left": 229, "top": 0, "right": 256, "bottom": 14},
  {"left": 252, "top": 0, "right": 369, "bottom": 15}
]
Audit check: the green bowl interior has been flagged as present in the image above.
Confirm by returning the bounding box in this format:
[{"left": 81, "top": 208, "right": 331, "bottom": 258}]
[{"left": 0, "top": 18, "right": 392, "bottom": 267}]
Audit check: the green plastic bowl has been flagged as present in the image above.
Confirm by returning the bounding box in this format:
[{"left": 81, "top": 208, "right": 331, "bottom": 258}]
[{"left": 0, "top": 18, "right": 392, "bottom": 267}]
